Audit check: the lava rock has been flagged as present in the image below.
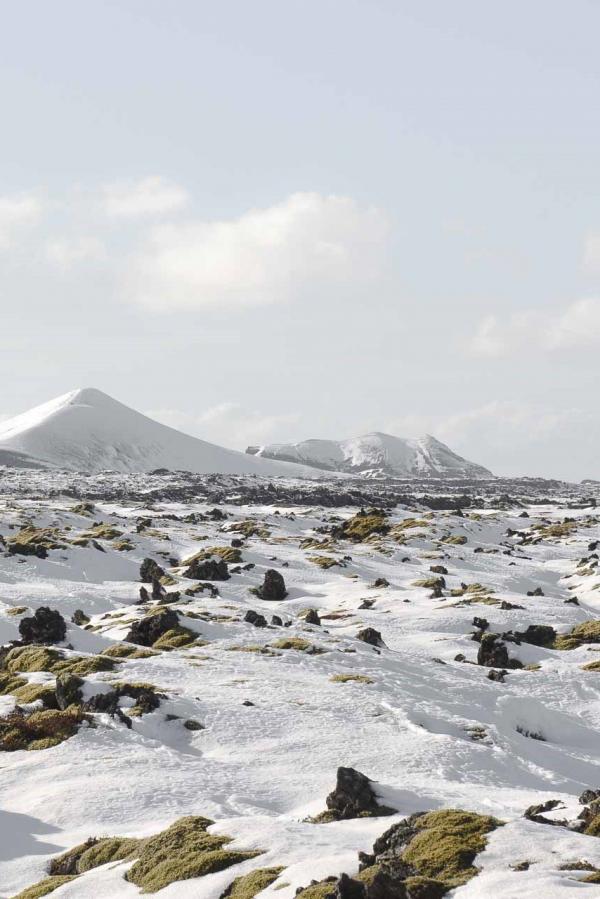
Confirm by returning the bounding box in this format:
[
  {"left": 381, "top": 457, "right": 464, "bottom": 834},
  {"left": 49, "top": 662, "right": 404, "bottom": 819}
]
[
  {"left": 254, "top": 569, "right": 287, "bottom": 601},
  {"left": 55, "top": 673, "right": 83, "bottom": 709},
  {"left": 71, "top": 609, "right": 89, "bottom": 626},
  {"left": 125, "top": 607, "right": 180, "bottom": 646},
  {"left": 19, "top": 607, "right": 67, "bottom": 645},
  {"left": 477, "top": 633, "right": 510, "bottom": 668},
  {"left": 304, "top": 609, "right": 321, "bottom": 626},
  {"left": 184, "top": 557, "right": 230, "bottom": 581},
  {"left": 323, "top": 767, "right": 394, "bottom": 821},
  {"left": 356, "top": 627, "right": 385, "bottom": 647},
  {"left": 244, "top": 609, "right": 267, "bottom": 628},
  {"left": 139, "top": 557, "right": 165, "bottom": 583},
  {"left": 514, "top": 624, "right": 556, "bottom": 647}
]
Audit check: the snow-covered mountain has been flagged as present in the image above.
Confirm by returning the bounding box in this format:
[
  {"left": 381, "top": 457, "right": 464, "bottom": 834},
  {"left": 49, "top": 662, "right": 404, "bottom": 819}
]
[
  {"left": 247, "top": 431, "right": 493, "bottom": 478},
  {"left": 0, "top": 388, "right": 324, "bottom": 477}
]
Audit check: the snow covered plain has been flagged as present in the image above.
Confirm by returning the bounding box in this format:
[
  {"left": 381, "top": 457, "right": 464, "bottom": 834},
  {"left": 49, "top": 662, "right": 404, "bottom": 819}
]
[{"left": 1, "top": 471, "right": 600, "bottom": 897}]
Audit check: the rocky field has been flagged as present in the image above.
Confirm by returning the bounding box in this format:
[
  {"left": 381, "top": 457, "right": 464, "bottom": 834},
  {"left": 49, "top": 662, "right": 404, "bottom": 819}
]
[{"left": 1, "top": 472, "right": 600, "bottom": 898}]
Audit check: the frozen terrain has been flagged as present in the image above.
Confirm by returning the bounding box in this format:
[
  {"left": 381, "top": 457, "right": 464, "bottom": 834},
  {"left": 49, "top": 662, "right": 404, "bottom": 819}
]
[
  {"left": 247, "top": 433, "right": 492, "bottom": 479},
  {"left": 0, "top": 470, "right": 600, "bottom": 897}
]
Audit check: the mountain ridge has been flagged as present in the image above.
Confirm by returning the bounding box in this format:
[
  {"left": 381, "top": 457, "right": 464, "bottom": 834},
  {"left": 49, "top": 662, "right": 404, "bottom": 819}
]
[
  {"left": 247, "top": 430, "right": 493, "bottom": 478},
  {"left": 0, "top": 388, "right": 323, "bottom": 477}
]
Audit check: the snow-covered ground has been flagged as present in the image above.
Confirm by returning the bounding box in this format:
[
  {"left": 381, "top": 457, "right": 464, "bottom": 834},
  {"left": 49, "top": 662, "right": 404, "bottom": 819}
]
[{"left": 1, "top": 474, "right": 600, "bottom": 897}]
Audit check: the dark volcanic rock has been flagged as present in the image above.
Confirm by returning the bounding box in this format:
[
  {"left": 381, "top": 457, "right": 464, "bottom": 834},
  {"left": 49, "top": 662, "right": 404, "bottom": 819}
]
[
  {"left": 55, "top": 673, "right": 83, "bottom": 709},
  {"left": 254, "top": 569, "right": 287, "bottom": 601},
  {"left": 477, "top": 633, "right": 521, "bottom": 668},
  {"left": 304, "top": 609, "right": 321, "bottom": 626},
  {"left": 244, "top": 609, "right": 267, "bottom": 628},
  {"left": 183, "top": 557, "right": 230, "bottom": 581},
  {"left": 321, "top": 767, "right": 396, "bottom": 821},
  {"left": 19, "top": 607, "right": 67, "bottom": 645},
  {"left": 125, "top": 607, "right": 180, "bottom": 646},
  {"left": 513, "top": 624, "right": 556, "bottom": 647},
  {"left": 139, "top": 557, "right": 165, "bottom": 583},
  {"left": 356, "top": 627, "right": 385, "bottom": 647}
]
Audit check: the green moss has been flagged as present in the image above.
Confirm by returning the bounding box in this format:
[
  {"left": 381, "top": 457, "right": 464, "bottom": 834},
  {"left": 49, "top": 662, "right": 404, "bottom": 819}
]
[
  {"left": 13, "top": 682, "right": 57, "bottom": 707},
  {"left": 440, "top": 535, "right": 467, "bottom": 546},
  {"left": 53, "top": 655, "right": 116, "bottom": 677},
  {"left": 308, "top": 556, "right": 341, "bottom": 570},
  {"left": 183, "top": 546, "right": 242, "bottom": 565},
  {"left": 336, "top": 510, "right": 389, "bottom": 543},
  {"left": 412, "top": 577, "right": 445, "bottom": 589},
  {"left": 152, "top": 626, "right": 198, "bottom": 651},
  {"left": 295, "top": 883, "right": 337, "bottom": 899},
  {"left": 271, "top": 637, "right": 312, "bottom": 651},
  {"left": 81, "top": 523, "right": 123, "bottom": 540},
  {"left": 5, "top": 605, "right": 28, "bottom": 616},
  {"left": 126, "top": 815, "right": 261, "bottom": 893},
  {"left": 7, "top": 526, "right": 65, "bottom": 554},
  {"left": 330, "top": 674, "right": 374, "bottom": 684},
  {"left": 101, "top": 643, "right": 155, "bottom": 659},
  {"left": 227, "top": 520, "right": 271, "bottom": 538},
  {"left": 5, "top": 646, "right": 61, "bottom": 673},
  {"left": 77, "top": 836, "right": 141, "bottom": 872},
  {"left": 12, "top": 875, "right": 77, "bottom": 898},
  {"left": 0, "top": 672, "right": 27, "bottom": 694},
  {"left": 0, "top": 707, "right": 85, "bottom": 752},
  {"left": 223, "top": 866, "right": 285, "bottom": 898},
  {"left": 401, "top": 809, "right": 501, "bottom": 888},
  {"left": 554, "top": 620, "right": 600, "bottom": 650},
  {"left": 112, "top": 540, "right": 135, "bottom": 551},
  {"left": 583, "top": 815, "right": 600, "bottom": 837}
]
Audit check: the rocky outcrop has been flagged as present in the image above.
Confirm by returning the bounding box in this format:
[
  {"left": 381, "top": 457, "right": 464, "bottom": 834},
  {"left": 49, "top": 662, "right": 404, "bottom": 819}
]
[
  {"left": 19, "top": 607, "right": 67, "bottom": 645},
  {"left": 253, "top": 569, "right": 287, "bottom": 601}
]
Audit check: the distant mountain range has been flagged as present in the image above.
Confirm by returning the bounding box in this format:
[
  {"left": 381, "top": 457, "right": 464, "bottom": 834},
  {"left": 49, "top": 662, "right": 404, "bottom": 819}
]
[
  {"left": 0, "top": 389, "right": 492, "bottom": 479},
  {"left": 0, "top": 388, "right": 321, "bottom": 477},
  {"left": 247, "top": 432, "right": 493, "bottom": 479}
]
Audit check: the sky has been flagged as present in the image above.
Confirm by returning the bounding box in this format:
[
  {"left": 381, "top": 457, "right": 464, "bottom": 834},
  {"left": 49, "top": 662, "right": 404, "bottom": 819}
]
[{"left": 1, "top": 0, "right": 599, "bottom": 481}]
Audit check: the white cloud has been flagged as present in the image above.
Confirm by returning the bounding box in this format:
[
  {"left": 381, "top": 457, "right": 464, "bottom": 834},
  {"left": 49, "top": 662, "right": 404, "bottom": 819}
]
[
  {"left": 0, "top": 194, "right": 43, "bottom": 249},
  {"left": 101, "top": 176, "right": 188, "bottom": 218},
  {"left": 147, "top": 402, "right": 300, "bottom": 450},
  {"left": 124, "top": 191, "right": 389, "bottom": 310},
  {"left": 45, "top": 236, "right": 106, "bottom": 269},
  {"left": 471, "top": 298, "right": 600, "bottom": 356}
]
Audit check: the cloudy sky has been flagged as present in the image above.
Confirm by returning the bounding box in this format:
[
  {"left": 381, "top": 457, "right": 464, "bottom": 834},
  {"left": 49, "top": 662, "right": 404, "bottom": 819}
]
[{"left": 1, "top": 0, "right": 599, "bottom": 481}]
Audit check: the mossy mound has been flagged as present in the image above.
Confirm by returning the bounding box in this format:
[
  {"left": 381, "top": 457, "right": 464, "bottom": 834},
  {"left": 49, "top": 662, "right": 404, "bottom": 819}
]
[
  {"left": 227, "top": 520, "right": 271, "bottom": 538},
  {"left": 12, "top": 875, "right": 77, "bottom": 898},
  {"left": 126, "top": 815, "right": 262, "bottom": 893},
  {"left": 271, "top": 637, "right": 312, "bottom": 651},
  {"left": 333, "top": 510, "right": 389, "bottom": 543},
  {"left": 152, "top": 625, "right": 198, "bottom": 651},
  {"left": 221, "top": 866, "right": 284, "bottom": 898},
  {"left": 0, "top": 706, "right": 86, "bottom": 751},
  {"left": 308, "top": 556, "right": 342, "bottom": 570},
  {"left": 5, "top": 606, "right": 28, "bottom": 616},
  {"left": 49, "top": 835, "right": 141, "bottom": 875},
  {"left": 81, "top": 523, "right": 123, "bottom": 541},
  {"left": 413, "top": 577, "right": 445, "bottom": 589},
  {"left": 7, "top": 527, "right": 65, "bottom": 557},
  {"left": 4, "top": 646, "right": 115, "bottom": 677},
  {"left": 440, "top": 535, "right": 467, "bottom": 546},
  {"left": 295, "top": 882, "right": 337, "bottom": 898},
  {"left": 554, "top": 620, "right": 600, "bottom": 650},
  {"left": 13, "top": 682, "right": 58, "bottom": 707},
  {"left": 101, "top": 643, "right": 155, "bottom": 659},
  {"left": 330, "top": 674, "right": 374, "bottom": 684},
  {"left": 183, "top": 546, "right": 242, "bottom": 565},
  {"left": 401, "top": 809, "right": 501, "bottom": 888}
]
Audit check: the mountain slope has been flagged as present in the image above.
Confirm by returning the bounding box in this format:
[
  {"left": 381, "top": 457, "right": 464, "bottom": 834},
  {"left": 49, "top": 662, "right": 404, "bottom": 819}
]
[
  {"left": 247, "top": 431, "right": 493, "bottom": 478},
  {"left": 0, "top": 388, "right": 323, "bottom": 477}
]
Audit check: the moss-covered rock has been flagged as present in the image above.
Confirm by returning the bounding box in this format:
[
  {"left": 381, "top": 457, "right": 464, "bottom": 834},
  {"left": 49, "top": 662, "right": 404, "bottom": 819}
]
[
  {"left": 12, "top": 875, "right": 77, "bottom": 898},
  {"left": 0, "top": 706, "right": 86, "bottom": 751},
  {"left": 554, "top": 620, "right": 600, "bottom": 650},
  {"left": 220, "top": 866, "right": 285, "bottom": 898},
  {"left": 332, "top": 509, "right": 389, "bottom": 543},
  {"left": 126, "top": 815, "right": 261, "bottom": 893}
]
